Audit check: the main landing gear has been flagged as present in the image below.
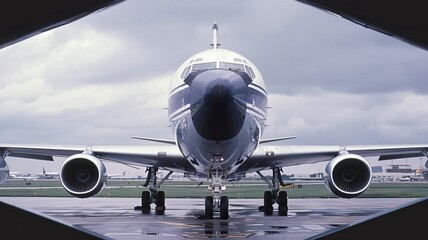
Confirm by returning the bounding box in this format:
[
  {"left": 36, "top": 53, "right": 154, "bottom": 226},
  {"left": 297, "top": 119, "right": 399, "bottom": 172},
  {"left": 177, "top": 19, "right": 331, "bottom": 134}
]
[
  {"left": 257, "top": 167, "right": 288, "bottom": 216},
  {"left": 204, "top": 169, "right": 229, "bottom": 219},
  {"left": 135, "top": 167, "right": 173, "bottom": 215}
]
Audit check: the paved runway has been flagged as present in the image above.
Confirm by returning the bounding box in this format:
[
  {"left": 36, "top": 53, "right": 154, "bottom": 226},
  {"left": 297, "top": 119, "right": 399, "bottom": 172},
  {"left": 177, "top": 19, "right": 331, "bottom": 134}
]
[{"left": 0, "top": 197, "right": 414, "bottom": 239}]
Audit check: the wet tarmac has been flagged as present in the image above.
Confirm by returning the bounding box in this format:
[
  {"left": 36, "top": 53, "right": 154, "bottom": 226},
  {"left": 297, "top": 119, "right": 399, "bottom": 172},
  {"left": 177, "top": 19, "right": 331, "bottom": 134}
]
[{"left": 0, "top": 197, "right": 414, "bottom": 239}]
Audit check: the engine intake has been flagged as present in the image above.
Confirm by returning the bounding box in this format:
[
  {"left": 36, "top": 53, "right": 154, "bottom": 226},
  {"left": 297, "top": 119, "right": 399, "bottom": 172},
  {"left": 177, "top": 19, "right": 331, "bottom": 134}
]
[
  {"left": 60, "top": 153, "right": 107, "bottom": 198},
  {"left": 325, "top": 153, "right": 372, "bottom": 198}
]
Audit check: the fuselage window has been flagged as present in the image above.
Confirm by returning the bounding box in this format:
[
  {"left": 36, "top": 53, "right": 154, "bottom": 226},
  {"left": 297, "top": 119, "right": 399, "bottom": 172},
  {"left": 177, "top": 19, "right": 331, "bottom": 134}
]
[
  {"left": 181, "top": 66, "right": 190, "bottom": 79},
  {"left": 191, "top": 62, "right": 216, "bottom": 72},
  {"left": 219, "top": 62, "right": 245, "bottom": 72}
]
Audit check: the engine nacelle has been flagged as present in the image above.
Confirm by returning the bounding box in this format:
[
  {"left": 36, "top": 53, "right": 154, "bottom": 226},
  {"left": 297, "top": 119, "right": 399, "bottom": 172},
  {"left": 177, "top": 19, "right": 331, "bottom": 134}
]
[
  {"left": 325, "top": 153, "right": 372, "bottom": 198},
  {"left": 0, "top": 156, "right": 10, "bottom": 184},
  {"left": 60, "top": 153, "right": 107, "bottom": 198}
]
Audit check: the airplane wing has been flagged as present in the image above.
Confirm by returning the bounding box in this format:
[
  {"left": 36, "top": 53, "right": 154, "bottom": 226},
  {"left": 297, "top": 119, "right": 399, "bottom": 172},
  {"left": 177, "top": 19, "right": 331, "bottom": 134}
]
[
  {"left": 297, "top": 0, "right": 428, "bottom": 51},
  {"left": 0, "top": 0, "right": 124, "bottom": 49},
  {"left": 0, "top": 144, "right": 195, "bottom": 173},
  {"left": 237, "top": 144, "right": 428, "bottom": 173}
]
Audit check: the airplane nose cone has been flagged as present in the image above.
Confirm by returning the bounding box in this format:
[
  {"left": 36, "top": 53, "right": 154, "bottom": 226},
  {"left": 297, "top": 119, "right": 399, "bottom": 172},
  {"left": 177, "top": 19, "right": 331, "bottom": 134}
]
[
  {"left": 205, "top": 79, "right": 232, "bottom": 107},
  {"left": 189, "top": 69, "right": 248, "bottom": 141}
]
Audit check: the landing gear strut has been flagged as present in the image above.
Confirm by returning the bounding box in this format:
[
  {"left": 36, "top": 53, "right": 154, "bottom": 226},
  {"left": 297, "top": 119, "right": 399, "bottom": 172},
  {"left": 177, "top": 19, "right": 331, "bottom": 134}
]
[
  {"left": 257, "top": 167, "right": 288, "bottom": 216},
  {"left": 135, "top": 167, "right": 173, "bottom": 215},
  {"left": 204, "top": 169, "right": 229, "bottom": 219}
]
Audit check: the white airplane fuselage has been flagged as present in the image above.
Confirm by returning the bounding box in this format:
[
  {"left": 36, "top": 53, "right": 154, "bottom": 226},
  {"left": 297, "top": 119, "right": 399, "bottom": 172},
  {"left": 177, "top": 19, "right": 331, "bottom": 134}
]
[{"left": 168, "top": 47, "right": 267, "bottom": 177}]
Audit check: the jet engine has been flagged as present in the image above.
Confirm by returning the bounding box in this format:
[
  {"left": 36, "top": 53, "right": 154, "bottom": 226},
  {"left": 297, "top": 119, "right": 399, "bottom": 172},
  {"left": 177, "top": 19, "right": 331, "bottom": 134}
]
[
  {"left": 0, "top": 156, "right": 10, "bottom": 184},
  {"left": 324, "top": 153, "right": 372, "bottom": 198},
  {"left": 60, "top": 153, "right": 107, "bottom": 198}
]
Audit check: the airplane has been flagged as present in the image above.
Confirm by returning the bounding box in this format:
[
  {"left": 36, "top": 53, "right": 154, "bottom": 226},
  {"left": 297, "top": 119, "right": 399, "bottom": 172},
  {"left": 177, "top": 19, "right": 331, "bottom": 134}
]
[
  {"left": 38, "top": 167, "right": 60, "bottom": 179},
  {"left": 2, "top": 23, "right": 428, "bottom": 220},
  {"left": 7, "top": 171, "right": 37, "bottom": 180},
  {"left": 409, "top": 167, "right": 426, "bottom": 182},
  {"left": 8, "top": 171, "right": 21, "bottom": 178},
  {"left": 107, "top": 170, "right": 127, "bottom": 179}
]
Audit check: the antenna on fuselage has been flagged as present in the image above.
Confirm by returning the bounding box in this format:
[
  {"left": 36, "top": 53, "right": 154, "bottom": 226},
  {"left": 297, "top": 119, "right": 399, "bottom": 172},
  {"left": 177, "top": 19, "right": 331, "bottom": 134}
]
[{"left": 210, "top": 22, "right": 220, "bottom": 49}]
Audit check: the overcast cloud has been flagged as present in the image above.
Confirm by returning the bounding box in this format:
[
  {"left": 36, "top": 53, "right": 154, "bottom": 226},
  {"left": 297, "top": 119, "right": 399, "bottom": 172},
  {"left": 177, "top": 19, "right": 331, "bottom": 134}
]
[{"left": 1, "top": 0, "right": 427, "bottom": 175}]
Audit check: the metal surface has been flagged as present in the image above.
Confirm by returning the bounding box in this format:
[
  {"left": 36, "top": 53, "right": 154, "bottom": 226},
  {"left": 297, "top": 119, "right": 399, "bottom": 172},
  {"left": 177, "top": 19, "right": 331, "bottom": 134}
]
[
  {"left": 0, "top": 0, "right": 124, "bottom": 49},
  {"left": 297, "top": 0, "right": 428, "bottom": 51}
]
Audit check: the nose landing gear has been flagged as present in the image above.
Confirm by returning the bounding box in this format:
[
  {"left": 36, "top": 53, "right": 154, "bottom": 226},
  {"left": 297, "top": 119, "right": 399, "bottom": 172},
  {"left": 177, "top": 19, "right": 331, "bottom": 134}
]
[{"left": 204, "top": 169, "right": 229, "bottom": 219}]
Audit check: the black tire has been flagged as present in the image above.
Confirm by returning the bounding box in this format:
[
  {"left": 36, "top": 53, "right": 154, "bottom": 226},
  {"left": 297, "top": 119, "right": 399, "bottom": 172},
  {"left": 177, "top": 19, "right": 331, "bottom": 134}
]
[
  {"left": 141, "top": 191, "right": 151, "bottom": 214},
  {"left": 156, "top": 191, "right": 165, "bottom": 207},
  {"left": 264, "top": 191, "right": 273, "bottom": 215},
  {"left": 205, "top": 196, "right": 214, "bottom": 219},
  {"left": 278, "top": 191, "right": 288, "bottom": 216},
  {"left": 220, "top": 196, "right": 229, "bottom": 220},
  {"left": 155, "top": 191, "right": 166, "bottom": 215}
]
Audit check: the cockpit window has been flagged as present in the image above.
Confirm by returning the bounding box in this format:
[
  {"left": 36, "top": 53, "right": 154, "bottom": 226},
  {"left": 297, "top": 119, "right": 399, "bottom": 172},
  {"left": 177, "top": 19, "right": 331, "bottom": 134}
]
[
  {"left": 233, "top": 58, "right": 242, "bottom": 62},
  {"left": 245, "top": 65, "right": 256, "bottom": 79},
  {"left": 181, "top": 66, "right": 190, "bottom": 79},
  {"left": 194, "top": 58, "right": 203, "bottom": 63},
  {"left": 219, "top": 62, "right": 245, "bottom": 72},
  {"left": 191, "top": 62, "right": 216, "bottom": 72}
]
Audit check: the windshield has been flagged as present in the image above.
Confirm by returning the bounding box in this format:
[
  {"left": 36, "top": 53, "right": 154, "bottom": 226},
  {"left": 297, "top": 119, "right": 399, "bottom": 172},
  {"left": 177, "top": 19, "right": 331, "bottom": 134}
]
[
  {"left": 191, "top": 62, "right": 216, "bottom": 72},
  {"left": 219, "top": 62, "right": 245, "bottom": 72}
]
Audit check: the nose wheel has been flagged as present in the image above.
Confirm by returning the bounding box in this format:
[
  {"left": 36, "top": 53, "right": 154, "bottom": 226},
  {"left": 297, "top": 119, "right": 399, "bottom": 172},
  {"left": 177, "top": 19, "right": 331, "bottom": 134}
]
[
  {"left": 204, "top": 169, "right": 229, "bottom": 219},
  {"left": 204, "top": 195, "right": 229, "bottom": 220},
  {"left": 205, "top": 196, "right": 214, "bottom": 219},
  {"left": 220, "top": 196, "right": 229, "bottom": 219}
]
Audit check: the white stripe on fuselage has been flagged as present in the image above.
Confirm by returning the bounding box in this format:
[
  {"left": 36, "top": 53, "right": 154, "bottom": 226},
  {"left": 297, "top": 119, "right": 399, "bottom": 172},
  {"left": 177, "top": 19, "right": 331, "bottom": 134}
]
[
  {"left": 249, "top": 83, "right": 267, "bottom": 98},
  {"left": 246, "top": 103, "right": 266, "bottom": 119},
  {"left": 247, "top": 108, "right": 266, "bottom": 120},
  {"left": 169, "top": 104, "right": 191, "bottom": 122},
  {"left": 168, "top": 84, "right": 189, "bottom": 98}
]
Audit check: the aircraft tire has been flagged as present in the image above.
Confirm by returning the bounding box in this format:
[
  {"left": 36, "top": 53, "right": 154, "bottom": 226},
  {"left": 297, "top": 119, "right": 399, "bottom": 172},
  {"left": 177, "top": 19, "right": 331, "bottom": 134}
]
[
  {"left": 278, "top": 191, "right": 288, "bottom": 216},
  {"left": 220, "top": 196, "right": 229, "bottom": 219},
  {"left": 264, "top": 191, "right": 273, "bottom": 215},
  {"left": 205, "top": 196, "right": 214, "bottom": 219},
  {"left": 141, "top": 191, "right": 151, "bottom": 214},
  {"left": 155, "top": 191, "right": 165, "bottom": 215}
]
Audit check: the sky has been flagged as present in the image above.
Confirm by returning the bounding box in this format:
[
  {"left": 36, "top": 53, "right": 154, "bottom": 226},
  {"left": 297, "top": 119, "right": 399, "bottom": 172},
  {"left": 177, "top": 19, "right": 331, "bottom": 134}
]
[{"left": 1, "top": 0, "right": 428, "bottom": 177}]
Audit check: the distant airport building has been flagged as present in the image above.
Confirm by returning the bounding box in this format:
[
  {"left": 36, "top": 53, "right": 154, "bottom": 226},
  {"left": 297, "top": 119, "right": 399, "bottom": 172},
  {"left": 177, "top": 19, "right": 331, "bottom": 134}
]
[
  {"left": 371, "top": 164, "right": 427, "bottom": 182},
  {"left": 289, "top": 172, "right": 324, "bottom": 181},
  {"left": 386, "top": 164, "right": 414, "bottom": 173}
]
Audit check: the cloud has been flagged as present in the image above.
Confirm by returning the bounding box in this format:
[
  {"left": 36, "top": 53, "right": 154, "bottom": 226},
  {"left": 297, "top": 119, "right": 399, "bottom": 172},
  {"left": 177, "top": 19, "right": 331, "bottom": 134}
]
[
  {"left": 0, "top": 59, "right": 173, "bottom": 144},
  {"left": 265, "top": 91, "right": 428, "bottom": 145}
]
